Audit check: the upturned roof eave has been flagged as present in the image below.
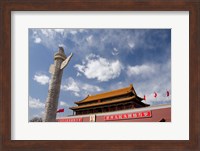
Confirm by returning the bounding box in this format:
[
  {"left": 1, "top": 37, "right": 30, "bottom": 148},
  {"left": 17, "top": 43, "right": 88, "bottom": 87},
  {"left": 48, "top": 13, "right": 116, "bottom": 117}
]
[
  {"left": 75, "top": 84, "right": 135, "bottom": 104},
  {"left": 69, "top": 96, "right": 137, "bottom": 110}
]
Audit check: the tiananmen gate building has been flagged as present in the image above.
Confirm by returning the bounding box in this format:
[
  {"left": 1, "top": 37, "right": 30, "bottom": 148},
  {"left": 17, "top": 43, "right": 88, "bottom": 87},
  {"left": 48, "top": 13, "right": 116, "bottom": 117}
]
[{"left": 57, "top": 84, "right": 171, "bottom": 122}]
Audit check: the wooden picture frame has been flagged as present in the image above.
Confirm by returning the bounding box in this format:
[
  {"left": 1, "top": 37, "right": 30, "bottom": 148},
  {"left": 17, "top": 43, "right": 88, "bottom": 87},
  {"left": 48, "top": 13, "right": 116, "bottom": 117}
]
[{"left": 0, "top": 0, "right": 199, "bottom": 150}]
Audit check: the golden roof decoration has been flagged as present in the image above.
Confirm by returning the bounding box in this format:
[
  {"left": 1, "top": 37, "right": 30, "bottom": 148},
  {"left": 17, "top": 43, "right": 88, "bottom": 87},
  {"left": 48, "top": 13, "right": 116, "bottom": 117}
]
[{"left": 75, "top": 84, "right": 137, "bottom": 104}]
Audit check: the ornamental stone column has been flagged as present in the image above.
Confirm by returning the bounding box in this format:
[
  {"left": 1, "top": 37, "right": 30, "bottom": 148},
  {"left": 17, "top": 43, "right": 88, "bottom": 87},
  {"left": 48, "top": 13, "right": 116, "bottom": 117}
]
[{"left": 44, "top": 47, "right": 72, "bottom": 122}]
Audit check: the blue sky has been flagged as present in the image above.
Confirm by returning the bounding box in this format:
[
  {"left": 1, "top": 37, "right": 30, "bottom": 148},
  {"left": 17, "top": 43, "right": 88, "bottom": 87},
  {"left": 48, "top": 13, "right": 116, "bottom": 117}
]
[{"left": 29, "top": 29, "right": 171, "bottom": 120}]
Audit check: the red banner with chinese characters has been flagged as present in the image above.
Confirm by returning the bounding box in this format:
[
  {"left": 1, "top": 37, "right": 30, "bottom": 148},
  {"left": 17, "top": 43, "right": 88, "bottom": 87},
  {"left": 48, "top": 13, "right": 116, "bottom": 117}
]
[
  {"left": 57, "top": 118, "right": 82, "bottom": 122},
  {"left": 104, "top": 111, "right": 152, "bottom": 121}
]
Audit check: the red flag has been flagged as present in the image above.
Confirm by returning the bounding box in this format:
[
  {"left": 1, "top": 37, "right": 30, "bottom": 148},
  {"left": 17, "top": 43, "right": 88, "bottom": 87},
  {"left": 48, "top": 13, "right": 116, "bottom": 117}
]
[
  {"left": 57, "top": 108, "right": 64, "bottom": 113},
  {"left": 167, "top": 90, "right": 170, "bottom": 97},
  {"left": 154, "top": 92, "right": 157, "bottom": 98},
  {"left": 144, "top": 95, "right": 146, "bottom": 101}
]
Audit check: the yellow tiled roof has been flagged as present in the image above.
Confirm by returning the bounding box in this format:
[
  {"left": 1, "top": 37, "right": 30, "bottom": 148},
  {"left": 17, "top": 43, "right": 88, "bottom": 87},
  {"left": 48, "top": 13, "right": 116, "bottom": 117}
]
[
  {"left": 70, "top": 96, "right": 136, "bottom": 110},
  {"left": 75, "top": 84, "right": 137, "bottom": 104}
]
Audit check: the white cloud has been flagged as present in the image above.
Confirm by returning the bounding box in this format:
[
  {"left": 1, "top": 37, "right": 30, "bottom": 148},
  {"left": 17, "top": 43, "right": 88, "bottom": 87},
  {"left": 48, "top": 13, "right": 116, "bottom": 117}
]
[
  {"left": 61, "top": 77, "right": 102, "bottom": 97},
  {"left": 79, "top": 29, "right": 85, "bottom": 32},
  {"left": 139, "top": 91, "right": 171, "bottom": 105},
  {"left": 109, "top": 81, "right": 128, "bottom": 91},
  {"left": 30, "top": 29, "right": 153, "bottom": 56},
  {"left": 33, "top": 73, "right": 50, "bottom": 85},
  {"left": 70, "top": 30, "right": 77, "bottom": 35},
  {"left": 74, "top": 54, "right": 123, "bottom": 82},
  {"left": 41, "top": 29, "right": 55, "bottom": 38},
  {"left": 76, "top": 72, "right": 82, "bottom": 77},
  {"left": 29, "top": 96, "right": 45, "bottom": 109},
  {"left": 128, "top": 42, "right": 135, "bottom": 48},
  {"left": 58, "top": 43, "right": 66, "bottom": 48},
  {"left": 86, "top": 35, "right": 93, "bottom": 45},
  {"left": 31, "top": 29, "right": 66, "bottom": 51},
  {"left": 60, "top": 101, "right": 69, "bottom": 107},
  {"left": 82, "top": 83, "right": 102, "bottom": 92},
  {"left": 112, "top": 48, "right": 119, "bottom": 56},
  {"left": 127, "top": 64, "right": 156, "bottom": 77},
  {"left": 34, "top": 37, "right": 41, "bottom": 43},
  {"left": 54, "top": 29, "right": 64, "bottom": 34},
  {"left": 74, "top": 92, "right": 80, "bottom": 97},
  {"left": 40, "top": 111, "right": 45, "bottom": 119},
  {"left": 74, "top": 64, "right": 84, "bottom": 73},
  {"left": 31, "top": 110, "right": 45, "bottom": 120},
  {"left": 61, "top": 77, "right": 80, "bottom": 92},
  {"left": 128, "top": 60, "right": 171, "bottom": 104},
  {"left": 32, "top": 31, "right": 41, "bottom": 44}
]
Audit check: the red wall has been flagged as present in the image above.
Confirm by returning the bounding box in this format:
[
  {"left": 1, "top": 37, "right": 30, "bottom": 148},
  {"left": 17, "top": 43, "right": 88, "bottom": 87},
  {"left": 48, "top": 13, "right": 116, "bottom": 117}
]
[
  {"left": 57, "top": 105, "right": 171, "bottom": 122},
  {"left": 96, "top": 108, "right": 171, "bottom": 122}
]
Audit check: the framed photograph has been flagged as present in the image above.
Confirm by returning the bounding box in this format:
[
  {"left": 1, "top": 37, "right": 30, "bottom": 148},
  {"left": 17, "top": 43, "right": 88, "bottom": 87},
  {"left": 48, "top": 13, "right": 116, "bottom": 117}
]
[{"left": 0, "top": 0, "right": 199, "bottom": 150}]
